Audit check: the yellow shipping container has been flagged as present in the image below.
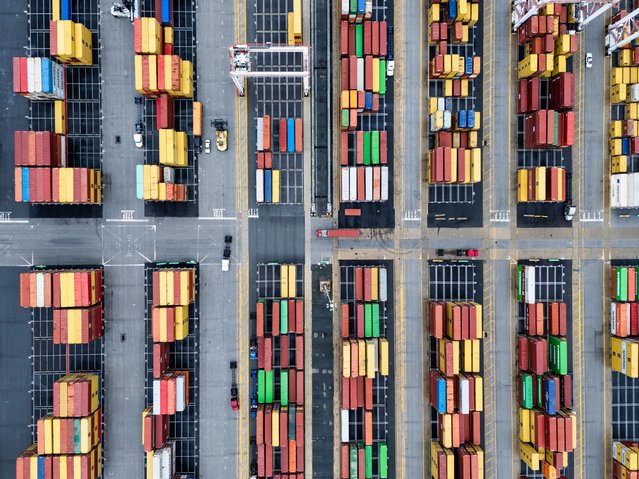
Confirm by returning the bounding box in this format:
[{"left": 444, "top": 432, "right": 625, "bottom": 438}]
[
  {"left": 54, "top": 100, "right": 66, "bottom": 135},
  {"left": 468, "top": 3, "right": 479, "bottom": 26},
  {"left": 342, "top": 340, "right": 350, "bottom": 377},
  {"left": 631, "top": 67, "right": 639, "bottom": 85},
  {"left": 358, "top": 339, "right": 366, "bottom": 376},
  {"left": 518, "top": 54, "right": 538, "bottom": 79},
  {"left": 612, "top": 337, "right": 639, "bottom": 378},
  {"left": 518, "top": 170, "right": 528, "bottom": 202},
  {"left": 135, "top": 55, "right": 144, "bottom": 93},
  {"left": 535, "top": 166, "right": 547, "bottom": 201},
  {"left": 52, "top": 418, "right": 61, "bottom": 455},
  {"left": 613, "top": 441, "right": 639, "bottom": 470},
  {"left": 470, "top": 148, "right": 481, "bottom": 183},
  {"left": 474, "top": 375, "right": 483, "bottom": 411},
  {"left": 431, "top": 442, "right": 454, "bottom": 478},
  {"left": 158, "top": 182, "right": 167, "bottom": 201},
  {"left": 379, "top": 338, "right": 389, "bottom": 376},
  {"left": 444, "top": 79, "right": 453, "bottom": 97},
  {"left": 612, "top": 156, "right": 628, "bottom": 174},
  {"left": 429, "top": 97, "right": 438, "bottom": 114},
  {"left": 272, "top": 406, "right": 280, "bottom": 447},
  {"left": 519, "top": 441, "right": 541, "bottom": 470},
  {"left": 272, "top": 169, "right": 281, "bottom": 203},
  {"left": 610, "top": 121, "right": 623, "bottom": 138},
  {"left": 623, "top": 67, "right": 631, "bottom": 85},
  {"left": 519, "top": 408, "right": 531, "bottom": 442},
  {"left": 450, "top": 148, "right": 458, "bottom": 182},
  {"left": 293, "top": 0, "right": 302, "bottom": 39},
  {"left": 287, "top": 12, "right": 295, "bottom": 46},
  {"left": 164, "top": 26, "right": 174, "bottom": 44},
  {"left": 551, "top": 55, "right": 566, "bottom": 76},
  {"left": 611, "top": 67, "right": 624, "bottom": 86},
  {"left": 366, "top": 340, "right": 376, "bottom": 379},
  {"left": 179, "top": 60, "right": 193, "bottom": 98},
  {"left": 627, "top": 103, "right": 639, "bottom": 120},
  {"left": 287, "top": 264, "right": 296, "bottom": 298},
  {"left": 611, "top": 83, "right": 627, "bottom": 103},
  {"left": 460, "top": 79, "right": 469, "bottom": 97},
  {"left": 620, "top": 48, "right": 632, "bottom": 66},
  {"left": 428, "top": 4, "right": 440, "bottom": 24},
  {"left": 439, "top": 413, "right": 453, "bottom": 448},
  {"left": 610, "top": 139, "right": 623, "bottom": 156},
  {"left": 372, "top": 58, "right": 380, "bottom": 93},
  {"left": 176, "top": 131, "right": 187, "bottom": 166}
]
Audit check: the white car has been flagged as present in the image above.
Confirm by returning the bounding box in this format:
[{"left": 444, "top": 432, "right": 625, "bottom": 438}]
[
  {"left": 386, "top": 60, "right": 395, "bottom": 77},
  {"left": 204, "top": 139, "right": 211, "bottom": 154},
  {"left": 585, "top": 52, "right": 593, "bottom": 68},
  {"left": 133, "top": 133, "right": 143, "bottom": 148}
]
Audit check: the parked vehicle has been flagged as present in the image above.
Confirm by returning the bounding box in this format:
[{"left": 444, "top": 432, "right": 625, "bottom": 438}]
[
  {"left": 222, "top": 235, "right": 232, "bottom": 271},
  {"left": 585, "top": 52, "right": 593, "bottom": 68},
  {"left": 204, "top": 139, "right": 211, "bottom": 154},
  {"left": 435, "top": 249, "right": 479, "bottom": 257},
  {"left": 387, "top": 25, "right": 395, "bottom": 77},
  {"left": 230, "top": 361, "right": 239, "bottom": 411},
  {"left": 213, "top": 119, "right": 228, "bottom": 151},
  {"left": 316, "top": 228, "right": 361, "bottom": 238}
]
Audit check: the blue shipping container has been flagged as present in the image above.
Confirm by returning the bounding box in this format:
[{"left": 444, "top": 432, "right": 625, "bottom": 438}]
[
  {"left": 162, "top": 0, "right": 172, "bottom": 25},
  {"left": 435, "top": 377, "right": 446, "bottom": 414},
  {"left": 458, "top": 111, "right": 467, "bottom": 129},
  {"left": 357, "top": 0, "right": 365, "bottom": 14},
  {"left": 448, "top": 0, "right": 457, "bottom": 20},
  {"left": 265, "top": 169, "right": 272, "bottom": 203},
  {"left": 41, "top": 59, "right": 52, "bottom": 94},
  {"left": 136, "top": 165, "right": 144, "bottom": 199},
  {"left": 22, "top": 168, "right": 30, "bottom": 203},
  {"left": 61, "top": 0, "right": 71, "bottom": 20},
  {"left": 467, "top": 110, "right": 475, "bottom": 129},
  {"left": 622, "top": 137, "right": 630, "bottom": 155},
  {"left": 365, "top": 92, "right": 373, "bottom": 110},
  {"left": 287, "top": 118, "right": 295, "bottom": 152},
  {"left": 38, "top": 455, "right": 45, "bottom": 479},
  {"left": 544, "top": 378, "right": 557, "bottom": 415},
  {"left": 465, "top": 57, "right": 473, "bottom": 76}
]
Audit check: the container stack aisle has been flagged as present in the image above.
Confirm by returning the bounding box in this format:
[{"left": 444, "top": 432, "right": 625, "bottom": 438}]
[
  {"left": 338, "top": 262, "right": 393, "bottom": 479},
  {"left": 426, "top": 0, "right": 483, "bottom": 228},
  {"left": 250, "top": 263, "right": 306, "bottom": 478},
  {"left": 336, "top": 0, "right": 394, "bottom": 228},
  {"left": 609, "top": 261, "right": 639, "bottom": 478},
  {"left": 13, "top": 0, "right": 103, "bottom": 215},
  {"left": 514, "top": 4, "right": 578, "bottom": 227},
  {"left": 143, "top": 263, "right": 199, "bottom": 478},
  {"left": 133, "top": 0, "right": 198, "bottom": 215},
  {"left": 607, "top": 10, "right": 639, "bottom": 212},
  {"left": 16, "top": 266, "right": 105, "bottom": 478},
  {"left": 515, "top": 261, "right": 576, "bottom": 478},
  {"left": 427, "top": 260, "right": 484, "bottom": 478}
]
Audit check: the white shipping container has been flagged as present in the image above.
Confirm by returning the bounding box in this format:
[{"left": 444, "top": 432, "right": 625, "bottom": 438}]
[
  {"left": 153, "top": 380, "right": 160, "bottom": 415},
  {"left": 27, "top": 58, "right": 35, "bottom": 93},
  {"left": 459, "top": 377, "right": 470, "bottom": 414},
  {"left": 34, "top": 58, "right": 42, "bottom": 93},
  {"left": 524, "top": 265, "right": 536, "bottom": 304},
  {"left": 611, "top": 303, "right": 618, "bottom": 335},
  {"left": 36, "top": 273, "right": 45, "bottom": 307},
  {"left": 341, "top": 409, "right": 349, "bottom": 442},
  {"left": 632, "top": 173, "right": 639, "bottom": 207},
  {"left": 256, "top": 118, "right": 264, "bottom": 151},
  {"left": 152, "top": 450, "right": 161, "bottom": 479},
  {"left": 176, "top": 375, "right": 185, "bottom": 412},
  {"left": 379, "top": 268, "right": 387, "bottom": 302},
  {"left": 53, "top": 61, "right": 64, "bottom": 99},
  {"left": 365, "top": 167, "right": 373, "bottom": 201},
  {"left": 341, "top": 0, "right": 348, "bottom": 15},
  {"left": 611, "top": 175, "right": 622, "bottom": 208},
  {"left": 429, "top": 113, "right": 437, "bottom": 132},
  {"left": 349, "top": 167, "right": 357, "bottom": 201},
  {"left": 357, "top": 58, "right": 364, "bottom": 92},
  {"left": 341, "top": 167, "right": 349, "bottom": 202},
  {"left": 443, "top": 110, "right": 452, "bottom": 129},
  {"left": 256, "top": 169, "right": 264, "bottom": 203},
  {"left": 60, "top": 135, "right": 67, "bottom": 167},
  {"left": 365, "top": 0, "right": 372, "bottom": 18},
  {"left": 381, "top": 166, "right": 389, "bottom": 200},
  {"left": 631, "top": 84, "right": 639, "bottom": 102},
  {"left": 161, "top": 447, "right": 171, "bottom": 479},
  {"left": 163, "top": 167, "right": 175, "bottom": 184},
  {"left": 437, "top": 97, "right": 446, "bottom": 111}
]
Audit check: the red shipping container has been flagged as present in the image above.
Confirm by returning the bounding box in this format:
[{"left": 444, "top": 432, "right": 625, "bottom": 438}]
[
  {"left": 296, "top": 335, "right": 304, "bottom": 370},
  {"left": 430, "top": 302, "right": 444, "bottom": 338},
  {"left": 296, "top": 369, "right": 304, "bottom": 405},
  {"left": 355, "top": 267, "right": 363, "bottom": 300},
  {"left": 348, "top": 25, "right": 356, "bottom": 56},
  {"left": 295, "top": 299, "right": 304, "bottom": 334},
  {"left": 281, "top": 334, "right": 290, "bottom": 368},
  {"left": 342, "top": 303, "right": 349, "bottom": 337},
  {"left": 380, "top": 130, "right": 387, "bottom": 164},
  {"left": 279, "top": 118, "right": 287, "bottom": 153},
  {"left": 340, "top": 21, "right": 348, "bottom": 56},
  {"left": 356, "top": 303, "right": 365, "bottom": 337},
  {"left": 379, "top": 21, "right": 388, "bottom": 57},
  {"left": 342, "top": 376, "right": 349, "bottom": 409},
  {"left": 272, "top": 301, "right": 280, "bottom": 336},
  {"left": 289, "top": 368, "right": 297, "bottom": 403},
  {"left": 518, "top": 336, "right": 529, "bottom": 370},
  {"left": 295, "top": 118, "right": 303, "bottom": 152},
  {"left": 363, "top": 21, "right": 371, "bottom": 55},
  {"left": 350, "top": 376, "right": 358, "bottom": 407},
  {"left": 372, "top": 21, "right": 379, "bottom": 56},
  {"left": 363, "top": 268, "right": 372, "bottom": 301},
  {"left": 264, "top": 336, "right": 272, "bottom": 371}
]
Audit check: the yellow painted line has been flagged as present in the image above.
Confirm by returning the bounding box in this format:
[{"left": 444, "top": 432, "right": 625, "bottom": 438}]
[
  {"left": 602, "top": 260, "right": 608, "bottom": 478},
  {"left": 577, "top": 270, "right": 583, "bottom": 477},
  {"left": 508, "top": 6, "right": 513, "bottom": 219},
  {"left": 397, "top": 259, "right": 406, "bottom": 479},
  {"left": 509, "top": 259, "right": 515, "bottom": 479},
  {"left": 418, "top": 0, "right": 424, "bottom": 219}
]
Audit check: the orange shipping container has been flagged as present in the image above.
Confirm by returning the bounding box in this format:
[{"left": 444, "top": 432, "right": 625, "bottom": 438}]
[
  {"left": 263, "top": 115, "right": 271, "bottom": 151},
  {"left": 295, "top": 118, "right": 303, "bottom": 152}
]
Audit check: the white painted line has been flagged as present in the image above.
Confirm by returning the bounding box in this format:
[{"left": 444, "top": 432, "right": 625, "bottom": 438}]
[
  {"left": 403, "top": 217, "right": 421, "bottom": 222},
  {"left": 198, "top": 217, "right": 239, "bottom": 221},
  {"left": 0, "top": 220, "right": 29, "bottom": 224},
  {"left": 105, "top": 219, "right": 149, "bottom": 223}
]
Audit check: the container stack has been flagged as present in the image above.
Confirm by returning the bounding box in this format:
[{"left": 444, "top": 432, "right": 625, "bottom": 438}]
[
  {"left": 19, "top": 269, "right": 104, "bottom": 344},
  {"left": 427, "top": 0, "right": 483, "bottom": 192},
  {"left": 428, "top": 300, "right": 485, "bottom": 478},
  {"left": 340, "top": 266, "right": 390, "bottom": 478},
  {"left": 612, "top": 441, "right": 639, "bottom": 478},
  {"left": 517, "top": 166, "right": 567, "bottom": 203},
  {"left": 253, "top": 264, "right": 306, "bottom": 478},
  {"left": 255, "top": 115, "right": 287, "bottom": 204},
  {"left": 339, "top": 18, "right": 387, "bottom": 129},
  {"left": 515, "top": 4, "right": 577, "bottom": 206},
  {"left": 143, "top": 266, "right": 197, "bottom": 477},
  {"left": 610, "top": 265, "right": 639, "bottom": 378},
  {"left": 515, "top": 263, "right": 577, "bottom": 476},
  {"left": 12, "top": 3, "right": 103, "bottom": 206},
  {"left": 608, "top": 19, "right": 639, "bottom": 208},
  {"left": 16, "top": 373, "right": 103, "bottom": 479},
  {"left": 133, "top": 6, "right": 195, "bottom": 203},
  {"left": 339, "top": 130, "right": 389, "bottom": 202}
]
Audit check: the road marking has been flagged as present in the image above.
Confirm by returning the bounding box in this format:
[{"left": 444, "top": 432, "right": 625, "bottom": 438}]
[
  {"left": 248, "top": 208, "right": 259, "bottom": 218},
  {"left": 490, "top": 210, "right": 510, "bottom": 222},
  {"left": 198, "top": 216, "right": 238, "bottom": 221},
  {"left": 579, "top": 210, "right": 604, "bottom": 222}
]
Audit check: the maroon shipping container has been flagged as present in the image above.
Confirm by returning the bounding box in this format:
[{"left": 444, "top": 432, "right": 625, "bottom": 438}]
[
  {"left": 281, "top": 334, "right": 290, "bottom": 368},
  {"left": 280, "top": 117, "right": 288, "bottom": 153},
  {"left": 264, "top": 336, "right": 272, "bottom": 372},
  {"left": 380, "top": 130, "right": 387, "bottom": 164},
  {"left": 340, "top": 21, "right": 348, "bottom": 56},
  {"left": 342, "top": 376, "right": 349, "bottom": 409},
  {"left": 349, "top": 56, "right": 358, "bottom": 90},
  {"left": 356, "top": 131, "right": 364, "bottom": 164},
  {"left": 256, "top": 406, "right": 264, "bottom": 445},
  {"left": 350, "top": 377, "right": 357, "bottom": 408},
  {"left": 561, "top": 374, "right": 573, "bottom": 408},
  {"left": 153, "top": 342, "right": 170, "bottom": 378},
  {"left": 363, "top": 21, "right": 371, "bottom": 55},
  {"left": 365, "top": 56, "right": 373, "bottom": 91},
  {"left": 257, "top": 336, "right": 265, "bottom": 369},
  {"left": 372, "top": 21, "right": 379, "bottom": 56},
  {"left": 355, "top": 267, "right": 363, "bottom": 300},
  {"left": 341, "top": 132, "right": 349, "bottom": 166},
  {"left": 379, "top": 21, "right": 388, "bottom": 57},
  {"left": 357, "top": 303, "right": 365, "bottom": 337},
  {"left": 296, "top": 369, "right": 304, "bottom": 405},
  {"left": 156, "top": 94, "right": 175, "bottom": 130},
  {"left": 296, "top": 299, "right": 304, "bottom": 333},
  {"left": 518, "top": 336, "right": 529, "bottom": 371},
  {"left": 265, "top": 444, "right": 274, "bottom": 477},
  {"left": 348, "top": 24, "right": 356, "bottom": 56},
  {"left": 289, "top": 367, "right": 297, "bottom": 403},
  {"left": 364, "top": 268, "right": 372, "bottom": 301},
  {"left": 264, "top": 405, "right": 272, "bottom": 444},
  {"left": 272, "top": 301, "right": 280, "bottom": 336},
  {"left": 295, "top": 335, "right": 304, "bottom": 370}
]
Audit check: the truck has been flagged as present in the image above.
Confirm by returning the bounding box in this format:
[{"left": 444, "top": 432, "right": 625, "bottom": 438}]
[
  {"left": 213, "top": 118, "right": 228, "bottom": 151},
  {"left": 316, "top": 228, "right": 361, "bottom": 238},
  {"left": 435, "top": 249, "right": 479, "bottom": 257},
  {"left": 222, "top": 235, "right": 232, "bottom": 271},
  {"left": 230, "top": 361, "right": 239, "bottom": 411}
]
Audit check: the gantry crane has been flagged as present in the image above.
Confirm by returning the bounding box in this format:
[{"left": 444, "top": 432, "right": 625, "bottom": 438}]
[
  {"left": 606, "top": 7, "right": 639, "bottom": 54},
  {"left": 229, "top": 44, "right": 311, "bottom": 97},
  {"left": 512, "top": 0, "right": 619, "bottom": 31}
]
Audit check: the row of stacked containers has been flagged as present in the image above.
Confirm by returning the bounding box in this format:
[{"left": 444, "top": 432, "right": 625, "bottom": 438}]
[
  {"left": 515, "top": 4, "right": 577, "bottom": 204},
  {"left": 12, "top": 0, "right": 102, "bottom": 205},
  {"left": 428, "top": 260, "right": 484, "bottom": 478},
  {"left": 132, "top": 0, "right": 200, "bottom": 203},
  {"left": 339, "top": 264, "right": 390, "bottom": 479},
  {"left": 252, "top": 264, "right": 306, "bottom": 478},
  {"left": 143, "top": 264, "right": 199, "bottom": 479},
  {"left": 516, "top": 262, "right": 576, "bottom": 479},
  {"left": 16, "top": 266, "right": 105, "bottom": 478},
  {"left": 255, "top": 116, "right": 304, "bottom": 204},
  {"left": 609, "top": 261, "right": 639, "bottom": 478},
  {"left": 338, "top": 0, "right": 391, "bottom": 207},
  {"left": 427, "top": 0, "right": 483, "bottom": 189},
  {"left": 608, "top": 8, "right": 639, "bottom": 209}
]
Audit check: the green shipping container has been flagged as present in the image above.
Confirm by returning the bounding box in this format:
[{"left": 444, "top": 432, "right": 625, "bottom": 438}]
[
  {"left": 281, "top": 370, "right": 289, "bottom": 406},
  {"left": 355, "top": 25, "right": 363, "bottom": 58},
  {"left": 281, "top": 299, "right": 288, "bottom": 334},
  {"left": 371, "top": 131, "right": 380, "bottom": 165},
  {"left": 342, "top": 109, "right": 349, "bottom": 128},
  {"left": 517, "top": 265, "right": 524, "bottom": 301},
  {"left": 552, "top": 111, "right": 559, "bottom": 147},
  {"left": 363, "top": 132, "right": 371, "bottom": 166},
  {"left": 265, "top": 370, "right": 274, "bottom": 403},
  {"left": 372, "top": 303, "right": 380, "bottom": 337},
  {"left": 379, "top": 442, "right": 388, "bottom": 478},
  {"left": 74, "top": 419, "right": 81, "bottom": 453},
  {"left": 258, "top": 369, "right": 265, "bottom": 404},
  {"left": 379, "top": 60, "right": 386, "bottom": 95},
  {"left": 350, "top": 444, "right": 358, "bottom": 479},
  {"left": 549, "top": 336, "right": 568, "bottom": 375},
  {"left": 365, "top": 445, "right": 373, "bottom": 478},
  {"left": 365, "top": 302, "right": 372, "bottom": 337},
  {"left": 521, "top": 373, "right": 532, "bottom": 409},
  {"left": 535, "top": 375, "right": 543, "bottom": 409},
  {"left": 618, "top": 267, "right": 628, "bottom": 301},
  {"left": 350, "top": 0, "right": 357, "bottom": 14}
]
